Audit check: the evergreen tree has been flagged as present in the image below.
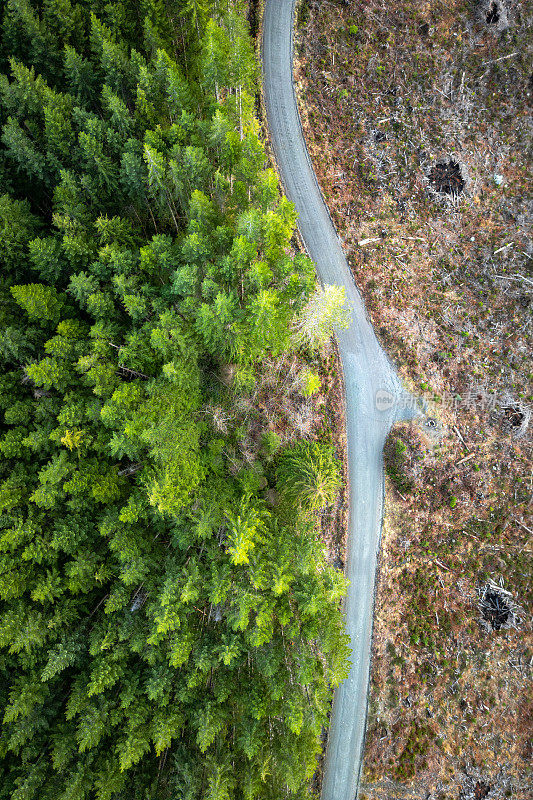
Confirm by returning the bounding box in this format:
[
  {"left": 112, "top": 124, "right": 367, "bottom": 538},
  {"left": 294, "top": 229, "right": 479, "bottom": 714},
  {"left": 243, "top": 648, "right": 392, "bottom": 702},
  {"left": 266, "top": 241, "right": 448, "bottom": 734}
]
[
  {"left": 293, "top": 283, "right": 352, "bottom": 352},
  {"left": 0, "top": 2, "right": 349, "bottom": 798}
]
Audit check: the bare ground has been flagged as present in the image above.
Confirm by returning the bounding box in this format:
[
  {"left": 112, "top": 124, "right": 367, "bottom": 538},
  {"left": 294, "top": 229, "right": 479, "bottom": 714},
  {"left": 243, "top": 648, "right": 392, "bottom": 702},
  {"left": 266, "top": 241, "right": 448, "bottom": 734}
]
[{"left": 294, "top": 0, "right": 532, "bottom": 797}]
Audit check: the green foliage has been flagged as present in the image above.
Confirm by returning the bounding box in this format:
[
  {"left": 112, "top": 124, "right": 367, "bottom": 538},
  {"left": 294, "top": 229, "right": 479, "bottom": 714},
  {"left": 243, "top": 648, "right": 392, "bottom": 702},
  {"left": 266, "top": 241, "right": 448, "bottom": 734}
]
[
  {"left": 260, "top": 430, "right": 282, "bottom": 460},
  {"left": 0, "top": 194, "right": 39, "bottom": 276},
  {"left": 225, "top": 495, "right": 264, "bottom": 565},
  {"left": 394, "top": 721, "right": 436, "bottom": 779},
  {"left": 398, "top": 568, "right": 452, "bottom": 653},
  {"left": 299, "top": 368, "right": 321, "bottom": 397},
  {"left": 10, "top": 283, "right": 64, "bottom": 322},
  {"left": 383, "top": 434, "right": 414, "bottom": 495},
  {"left": 0, "top": 1, "right": 348, "bottom": 798},
  {"left": 276, "top": 440, "right": 341, "bottom": 512},
  {"left": 293, "top": 284, "right": 351, "bottom": 352}
]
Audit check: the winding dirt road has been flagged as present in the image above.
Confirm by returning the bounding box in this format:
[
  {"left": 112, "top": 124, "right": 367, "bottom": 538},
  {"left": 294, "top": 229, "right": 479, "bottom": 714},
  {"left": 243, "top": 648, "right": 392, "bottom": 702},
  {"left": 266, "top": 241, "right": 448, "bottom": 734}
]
[{"left": 261, "top": 2, "right": 412, "bottom": 798}]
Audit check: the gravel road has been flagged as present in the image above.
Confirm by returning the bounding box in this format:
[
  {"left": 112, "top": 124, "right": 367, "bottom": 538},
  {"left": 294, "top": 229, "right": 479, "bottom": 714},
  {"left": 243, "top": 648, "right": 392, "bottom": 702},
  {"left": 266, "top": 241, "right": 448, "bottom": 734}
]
[{"left": 261, "top": 2, "right": 412, "bottom": 798}]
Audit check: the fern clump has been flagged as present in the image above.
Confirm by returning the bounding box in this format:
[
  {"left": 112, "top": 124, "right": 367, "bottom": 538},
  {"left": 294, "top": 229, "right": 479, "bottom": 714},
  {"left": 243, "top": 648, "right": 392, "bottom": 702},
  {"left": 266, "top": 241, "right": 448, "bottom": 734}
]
[{"left": 276, "top": 440, "right": 341, "bottom": 512}]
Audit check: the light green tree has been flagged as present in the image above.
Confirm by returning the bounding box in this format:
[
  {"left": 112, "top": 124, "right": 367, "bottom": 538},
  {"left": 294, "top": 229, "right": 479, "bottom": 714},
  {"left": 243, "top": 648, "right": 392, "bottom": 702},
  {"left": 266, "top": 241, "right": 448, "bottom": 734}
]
[{"left": 293, "top": 283, "right": 351, "bottom": 351}]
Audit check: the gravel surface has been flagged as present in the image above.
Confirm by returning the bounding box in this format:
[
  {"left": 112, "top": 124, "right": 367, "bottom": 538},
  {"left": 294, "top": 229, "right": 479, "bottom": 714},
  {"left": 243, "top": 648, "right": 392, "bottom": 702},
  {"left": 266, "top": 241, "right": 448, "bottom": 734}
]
[{"left": 261, "top": 2, "right": 413, "bottom": 797}]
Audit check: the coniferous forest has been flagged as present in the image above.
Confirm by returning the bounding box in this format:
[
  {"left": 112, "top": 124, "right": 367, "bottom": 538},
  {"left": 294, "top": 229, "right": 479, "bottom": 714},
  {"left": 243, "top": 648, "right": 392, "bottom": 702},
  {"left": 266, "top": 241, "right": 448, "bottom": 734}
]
[{"left": 0, "top": 1, "right": 350, "bottom": 797}]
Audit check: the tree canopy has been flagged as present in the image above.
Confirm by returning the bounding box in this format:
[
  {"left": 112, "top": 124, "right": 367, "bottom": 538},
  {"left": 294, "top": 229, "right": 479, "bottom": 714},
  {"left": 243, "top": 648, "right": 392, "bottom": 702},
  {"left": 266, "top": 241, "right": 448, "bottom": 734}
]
[{"left": 0, "top": 2, "right": 349, "bottom": 798}]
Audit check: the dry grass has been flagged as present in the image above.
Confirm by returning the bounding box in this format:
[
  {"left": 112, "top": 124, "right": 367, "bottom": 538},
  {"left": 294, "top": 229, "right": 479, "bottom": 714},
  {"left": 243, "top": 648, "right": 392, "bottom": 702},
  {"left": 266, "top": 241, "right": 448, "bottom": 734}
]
[{"left": 295, "top": 0, "right": 532, "bottom": 796}]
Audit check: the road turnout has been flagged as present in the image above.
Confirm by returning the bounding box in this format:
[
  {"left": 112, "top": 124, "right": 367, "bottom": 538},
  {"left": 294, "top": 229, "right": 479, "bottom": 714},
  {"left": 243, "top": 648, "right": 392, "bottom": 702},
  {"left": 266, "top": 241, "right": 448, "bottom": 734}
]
[{"left": 261, "top": 2, "right": 413, "bottom": 798}]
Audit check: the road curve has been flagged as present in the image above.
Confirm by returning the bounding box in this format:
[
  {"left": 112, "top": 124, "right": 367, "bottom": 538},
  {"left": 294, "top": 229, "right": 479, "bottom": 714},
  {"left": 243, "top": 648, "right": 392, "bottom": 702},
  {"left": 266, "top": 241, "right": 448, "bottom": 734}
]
[{"left": 261, "top": 2, "right": 410, "bottom": 798}]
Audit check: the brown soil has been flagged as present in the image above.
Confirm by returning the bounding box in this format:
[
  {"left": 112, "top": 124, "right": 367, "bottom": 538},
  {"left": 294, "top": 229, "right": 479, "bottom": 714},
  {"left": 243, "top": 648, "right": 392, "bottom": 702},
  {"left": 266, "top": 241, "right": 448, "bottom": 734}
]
[{"left": 294, "top": 0, "right": 532, "bottom": 796}]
